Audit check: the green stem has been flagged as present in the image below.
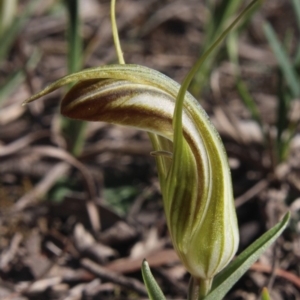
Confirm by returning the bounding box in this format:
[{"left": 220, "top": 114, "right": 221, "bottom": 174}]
[
  {"left": 111, "top": 0, "right": 125, "bottom": 64},
  {"left": 188, "top": 277, "right": 200, "bottom": 300},
  {"left": 198, "top": 278, "right": 213, "bottom": 299},
  {"left": 188, "top": 276, "right": 213, "bottom": 300}
]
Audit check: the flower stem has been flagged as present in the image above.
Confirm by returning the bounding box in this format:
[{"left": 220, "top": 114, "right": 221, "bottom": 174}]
[
  {"left": 198, "top": 278, "right": 213, "bottom": 299},
  {"left": 111, "top": 0, "right": 125, "bottom": 64},
  {"left": 188, "top": 277, "right": 213, "bottom": 300}
]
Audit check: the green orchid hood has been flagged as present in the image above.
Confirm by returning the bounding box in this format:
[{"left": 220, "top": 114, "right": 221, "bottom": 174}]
[{"left": 24, "top": 63, "right": 239, "bottom": 279}]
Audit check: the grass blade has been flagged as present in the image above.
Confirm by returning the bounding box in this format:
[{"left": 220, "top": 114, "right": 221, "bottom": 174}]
[
  {"left": 261, "top": 287, "right": 271, "bottom": 300},
  {"left": 0, "top": 0, "right": 17, "bottom": 36},
  {"left": 0, "top": 50, "right": 40, "bottom": 105},
  {"left": 65, "top": 0, "right": 82, "bottom": 74},
  {"left": 263, "top": 22, "right": 300, "bottom": 98},
  {"left": 141, "top": 259, "right": 166, "bottom": 300},
  {"left": 62, "top": 0, "right": 86, "bottom": 156},
  {"left": 0, "top": 0, "right": 38, "bottom": 63},
  {"left": 204, "top": 212, "right": 290, "bottom": 300},
  {"left": 227, "top": 31, "right": 262, "bottom": 127},
  {"left": 291, "top": 0, "right": 300, "bottom": 31}
]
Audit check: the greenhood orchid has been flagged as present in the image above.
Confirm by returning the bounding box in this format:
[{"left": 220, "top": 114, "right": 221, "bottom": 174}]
[
  {"left": 24, "top": 64, "right": 239, "bottom": 283},
  {"left": 23, "top": 0, "right": 290, "bottom": 299}
]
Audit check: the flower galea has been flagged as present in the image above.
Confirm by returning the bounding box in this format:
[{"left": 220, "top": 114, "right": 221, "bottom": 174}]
[{"left": 23, "top": 63, "right": 239, "bottom": 281}]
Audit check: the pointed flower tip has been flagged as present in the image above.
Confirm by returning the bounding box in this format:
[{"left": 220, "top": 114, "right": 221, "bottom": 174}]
[
  {"left": 22, "top": 94, "right": 41, "bottom": 106},
  {"left": 22, "top": 98, "right": 35, "bottom": 106}
]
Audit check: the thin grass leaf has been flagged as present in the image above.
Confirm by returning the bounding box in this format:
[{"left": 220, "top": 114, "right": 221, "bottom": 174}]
[
  {"left": 203, "top": 212, "right": 290, "bottom": 300},
  {"left": 206, "top": 0, "right": 240, "bottom": 42},
  {"left": 237, "top": 80, "right": 262, "bottom": 126},
  {"left": 227, "top": 31, "right": 262, "bottom": 127},
  {"left": 291, "top": 0, "right": 300, "bottom": 67},
  {"left": 264, "top": 22, "right": 300, "bottom": 98},
  {"left": 0, "top": 71, "right": 23, "bottom": 104},
  {"left": 276, "top": 76, "right": 291, "bottom": 161},
  {"left": 291, "top": 0, "right": 300, "bottom": 31},
  {"left": 141, "top": 260, "right": 166, "bottom": 300},
  {"left": 65, "top": 0, "right": 82, "bottom": 74},
  {"left": 62, "top": 0, "right": 86, "bottom": 156},
  {"left": 191, "top": 0, "right": 241, "bottom": 96},
  {"left": 191, "top": 0, "right": 261, "bottom": 96},
  {"left": 261, "top": 287, "right": 271, "bottom": 300},
  {"left": 0, "top": 0, "right": 38, "bottom": 63},
  {"left": 294, "top": 46, "right": 300, "bottom": 67},
  {"left": 0, "top": 50, "right": 40, "bottom": 104},
  {"left": 264, "top": 20, "right": 299, "bottom": 162},
  {"left": 0, "top": 0, "right": 17, "bottom": 36}
]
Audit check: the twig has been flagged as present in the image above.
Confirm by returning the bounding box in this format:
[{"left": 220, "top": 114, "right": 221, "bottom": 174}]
[
  {"left": 80, "top": 258, "right": 147, "bottom": 296},
  {"left": 251, "top": 262, "right": 300, "bottom": 289},
  {"left": 0, "top": 233, "right": 23, "bottom": 270},
  {"left": 266, "top": 245, "right": 278, "bottom": 292},
  {"left": 0, "top": 130, "right": 50, "bottom": 157},
  {"left": 12, "top": 162, "right": 70, "bottom": 212},
  {"left": 235, "top": 178, "right": 270, "bottom": 207},
  {"left": 19, "top": 146, "right": 101, "bottom": 232}
]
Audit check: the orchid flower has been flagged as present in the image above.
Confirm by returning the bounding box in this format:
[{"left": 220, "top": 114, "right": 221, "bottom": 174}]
[
  {"left": 25, "top": 62, "right": 239, "bottom": 284},
  {"left": 23, "top": 0, "right": 290, "bottom": 298}
]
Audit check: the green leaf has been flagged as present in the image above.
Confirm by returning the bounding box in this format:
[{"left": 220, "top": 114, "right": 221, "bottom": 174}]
[
  {"left": 62, "top": 0, "right": 86, "bottom": 157},
  {"left": 291, "top": 0, "right": 300, "bottom": 32},
  {"left": 264, "top": 22, "right": 300, "bottom": 98},
  {"left": 0, "top": 69, "right": 25, "bottom": 105},
  {"left": 291, "top": 0, "right": 300, "bottom": 67},
  {"left": 237, "top": 79, "right": 262, "bottom": 126},
  {"left": 0, "top": 0, "right": 39, "bottom": 63},
  {"left": 191, "top": 0, "right": 261, "bottom": 96},
  {"left": 141, "top": 259, "right": 166, "bottom": 300},
  {"left": 261, "top": 287, "right": 271, "bottom": 300},
  {"left": 196, "top": 0, "right": 242, "bottom": 93},
  {"left": 0, "top": 0, "right": 17, "bottom": 36},
  {"left": 227, "top": 31, "right": 262, "bottom": 127},
  {"left": 203, "top": 212, "right": 290, "bottom": 300},
  {"left": 0, "top": 50, "right": 40, "bottom": 105},
  {"left": 103, "top": 186, "right": 138, "bottom": 216},
  {"left": 65, "top": 0, "right": 82, "bottom": 74}
]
